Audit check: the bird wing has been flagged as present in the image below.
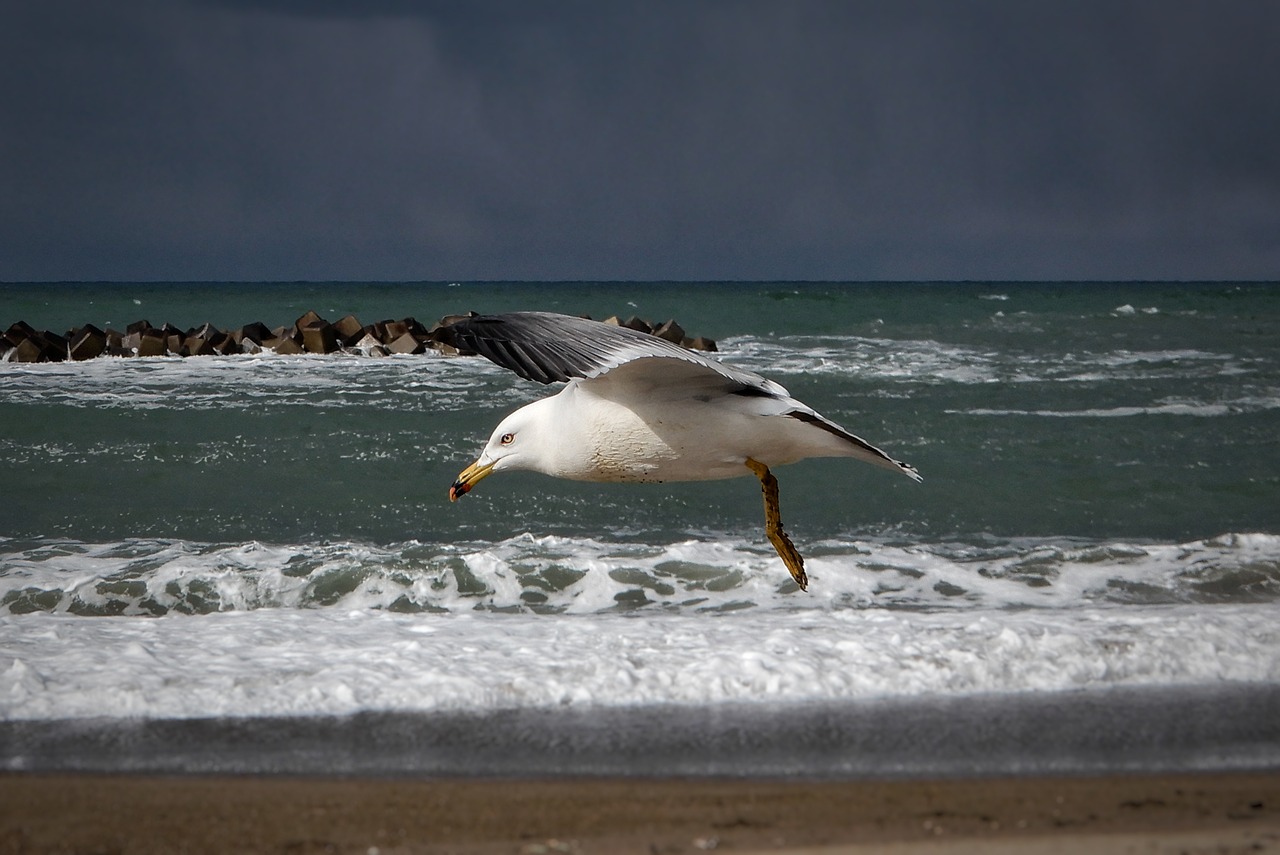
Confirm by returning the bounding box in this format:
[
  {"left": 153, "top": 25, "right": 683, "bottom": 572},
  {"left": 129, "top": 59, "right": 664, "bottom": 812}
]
[{"left": 439, "top": 311, "right": 789, "bottom": 395}]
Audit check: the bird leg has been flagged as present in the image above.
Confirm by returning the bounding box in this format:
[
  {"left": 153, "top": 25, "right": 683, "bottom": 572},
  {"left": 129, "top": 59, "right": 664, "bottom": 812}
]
[{"left": 745, "top": 457, "right": 808, "bottom": 591}]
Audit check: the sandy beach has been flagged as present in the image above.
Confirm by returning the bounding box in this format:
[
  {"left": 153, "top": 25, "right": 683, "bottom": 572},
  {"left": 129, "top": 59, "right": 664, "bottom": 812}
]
[{"left": 3, "top": 771, "right": 1278, "bottom": 854}]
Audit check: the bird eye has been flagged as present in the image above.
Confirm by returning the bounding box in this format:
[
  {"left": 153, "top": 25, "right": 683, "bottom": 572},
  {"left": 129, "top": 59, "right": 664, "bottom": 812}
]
[{"left": 500, "top": 432, "right": 515, "bottom": 445}]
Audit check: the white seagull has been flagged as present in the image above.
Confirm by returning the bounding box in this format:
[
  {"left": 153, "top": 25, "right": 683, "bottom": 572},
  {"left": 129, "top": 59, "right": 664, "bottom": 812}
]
[{"left": 444, "top": 312, "right": 921, "bottom": 590}]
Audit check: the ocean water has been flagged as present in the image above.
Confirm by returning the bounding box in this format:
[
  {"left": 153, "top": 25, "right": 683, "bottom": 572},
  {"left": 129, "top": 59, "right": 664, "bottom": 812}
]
[{"left": 2, "top": 281, "right": 1279, "bottom": 776}]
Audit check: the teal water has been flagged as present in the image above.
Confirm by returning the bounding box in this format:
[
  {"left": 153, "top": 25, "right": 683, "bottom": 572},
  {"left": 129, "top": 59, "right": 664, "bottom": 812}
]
[
  {"left": 3, "top": 281, "right": 1277, "bottom": 547},
  {"left": 3, "top": 281, "right": 1280, "bottom": 743}
]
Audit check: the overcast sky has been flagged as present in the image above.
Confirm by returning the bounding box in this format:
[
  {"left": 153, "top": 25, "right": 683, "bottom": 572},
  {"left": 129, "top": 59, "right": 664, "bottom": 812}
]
[{"left": 2, "top": 1, "right": 1278, "bottom": 282}]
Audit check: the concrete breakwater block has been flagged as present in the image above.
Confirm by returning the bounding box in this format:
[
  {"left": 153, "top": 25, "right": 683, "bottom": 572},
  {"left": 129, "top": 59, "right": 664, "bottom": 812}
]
[
  {"left": 69, "top": 324, "right": 107, "bottom": 361},
  {"left": 1, "top": 312, "right": 717, "bottom": 363},
  {"left": 604, "top": 315, "right": 718, "bottom": 352},
  {"left": 300, "top": 321, "right": 338, "bottom": 354},
  {"left": 4, "top": 322, "right": 68, "bottom": 362},
  {"left": 332, "top": 314, "right": 364, "bottom": 345}
]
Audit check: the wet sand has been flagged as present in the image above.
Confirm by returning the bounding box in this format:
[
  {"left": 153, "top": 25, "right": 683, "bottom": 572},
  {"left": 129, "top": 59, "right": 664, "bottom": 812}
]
[{"left": 3, "top": 771, "right": 1278, "bottom": 854}]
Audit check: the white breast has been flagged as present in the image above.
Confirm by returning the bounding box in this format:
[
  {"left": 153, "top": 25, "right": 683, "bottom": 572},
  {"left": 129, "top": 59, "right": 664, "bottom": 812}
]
[
  {"left": 548, "top": 380, "right": 758, "bottom": 483},
  {"left": 561, "top": 385, "right": 678, "bottom": 481}
]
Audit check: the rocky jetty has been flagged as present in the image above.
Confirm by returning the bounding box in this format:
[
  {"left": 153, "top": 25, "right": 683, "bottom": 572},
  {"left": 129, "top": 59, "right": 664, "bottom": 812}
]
[{"left": 1, "top": 312, "right": 717, "bottom": 363}]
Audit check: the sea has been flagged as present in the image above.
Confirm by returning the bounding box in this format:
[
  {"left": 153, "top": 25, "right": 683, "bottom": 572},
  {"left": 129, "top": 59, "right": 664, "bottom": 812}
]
[{"left": 2, "top": 280, "right": 1278, "bottom": 778}]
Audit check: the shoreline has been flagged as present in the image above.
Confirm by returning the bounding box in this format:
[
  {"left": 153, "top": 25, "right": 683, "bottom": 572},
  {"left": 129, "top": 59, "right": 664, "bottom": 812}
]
[
  {"left": 8, "top": 683, "right": 1280, "bottom": 778},
  {"left": 4, "top": 770, "right": 1278, "bottom": 854}
]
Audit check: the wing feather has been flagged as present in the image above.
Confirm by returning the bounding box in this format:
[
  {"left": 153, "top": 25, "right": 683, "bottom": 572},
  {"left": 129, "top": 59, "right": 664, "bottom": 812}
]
[
  {"left": 440, "top": 311, "right": 787, "bottom": 395},
  {"left": 786, "top": 410, "right": 922, "bottom": 481}
]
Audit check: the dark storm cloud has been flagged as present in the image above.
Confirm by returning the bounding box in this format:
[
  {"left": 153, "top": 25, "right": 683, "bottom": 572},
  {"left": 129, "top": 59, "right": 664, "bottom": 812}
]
[{"left": 2, "top": 1, "right": 1277, "bottom": 280}]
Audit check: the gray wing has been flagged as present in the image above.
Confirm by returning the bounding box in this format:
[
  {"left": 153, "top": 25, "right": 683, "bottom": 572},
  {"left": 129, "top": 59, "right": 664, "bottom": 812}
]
[{"left": 439, "top": 311, "right": 788, "bottom": 394}]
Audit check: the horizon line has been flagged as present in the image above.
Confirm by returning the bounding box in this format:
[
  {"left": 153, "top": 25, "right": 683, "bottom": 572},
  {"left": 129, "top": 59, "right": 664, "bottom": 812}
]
[{"left": 4, "top": 278, "right": 1278, "bottom": 286}]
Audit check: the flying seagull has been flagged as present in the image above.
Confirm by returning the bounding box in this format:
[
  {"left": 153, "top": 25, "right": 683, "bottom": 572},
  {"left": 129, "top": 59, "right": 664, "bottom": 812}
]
[{"left": 443, "top": 312, "right": 921, "bottom": 590}]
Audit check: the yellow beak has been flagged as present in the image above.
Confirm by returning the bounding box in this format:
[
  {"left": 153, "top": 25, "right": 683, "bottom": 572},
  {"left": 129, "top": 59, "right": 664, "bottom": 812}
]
[{"left": 449, "top": 458, "right": 496, "bottom": 502}]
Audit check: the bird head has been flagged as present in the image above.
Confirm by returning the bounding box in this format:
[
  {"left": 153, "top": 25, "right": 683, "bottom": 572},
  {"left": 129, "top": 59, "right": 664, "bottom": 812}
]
[{"left": 448, "top": 402, "right": 550, "bottom": 501}]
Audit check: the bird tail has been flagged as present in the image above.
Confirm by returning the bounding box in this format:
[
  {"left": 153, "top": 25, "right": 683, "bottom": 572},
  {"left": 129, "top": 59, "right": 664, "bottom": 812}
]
[{"left": 786, "top": 410, "right": 922, "bottom": 482}]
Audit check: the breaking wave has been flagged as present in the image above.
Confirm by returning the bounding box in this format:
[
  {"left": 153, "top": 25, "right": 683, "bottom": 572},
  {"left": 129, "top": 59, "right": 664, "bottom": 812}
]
[
  {"left": 721, "top": 336, "right": 1251, "bottom": 386},
  {"left": 4, "top": 532, "right": 1278, "bottom": 617}
]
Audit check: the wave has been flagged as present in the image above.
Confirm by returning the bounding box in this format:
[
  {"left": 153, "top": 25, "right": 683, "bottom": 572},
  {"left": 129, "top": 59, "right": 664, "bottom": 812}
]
[
  {"left": 3, "top": 532, "right": 1278, "bottom": 617},
  {"left": 0, "top": 351, "right": 508, "bottom": 412},
  {"left": 719, "top": 336, "right": 1248, "bottom": 387},
  {"left": 953, "top": 395, "right": 1280, "bottom": 418}
]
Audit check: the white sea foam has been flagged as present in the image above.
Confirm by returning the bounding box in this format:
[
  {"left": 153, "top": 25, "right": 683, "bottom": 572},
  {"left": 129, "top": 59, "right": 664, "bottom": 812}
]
[
  {"left": 1112, "top": 304, "right": 1161, "bottom": 316},
  {"left": 719, "top": 336, "right": 1247, "bottom": 387},
  {"left": 722, "top": 335, "right": 1003, "bottom": 384},
  {"left": 954, "top": 394, "right": 1280, "bottom": 418},
  {"left": 2, "top": 601, "right": 1277, "bottom": 721},
  {"left": 0, "top": 351, "right": 501, "bottom": 412}
]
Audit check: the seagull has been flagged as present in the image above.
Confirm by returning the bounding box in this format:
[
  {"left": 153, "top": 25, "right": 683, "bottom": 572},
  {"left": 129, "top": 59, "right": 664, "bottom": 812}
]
[{"left": 442, "top": 311, "right": 921, "bottom": 591}]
